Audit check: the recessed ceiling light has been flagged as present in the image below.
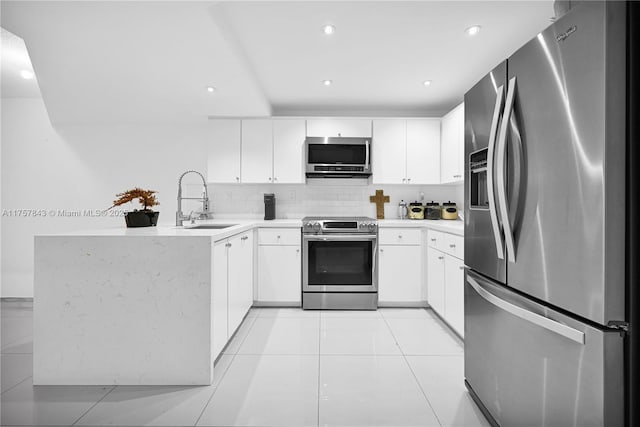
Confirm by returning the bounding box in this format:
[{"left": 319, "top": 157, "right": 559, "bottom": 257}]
[
  {"left": 206, "top": 86, "right": 216, "bottom": 93},
  {"left": 323, "top": 79, "right": 332, "bottom": 86},
  {"left": 465, "top": 25, "right": 482, "bottom": 36},
  {"left": 20, "top": 69, "right": 34, "bottom": 80},
  {"left": 323, "top": 25, "right": 335, "bottom": 35},
  {"left": 423, "top": 80, "right": 432, "bottom": 87}
]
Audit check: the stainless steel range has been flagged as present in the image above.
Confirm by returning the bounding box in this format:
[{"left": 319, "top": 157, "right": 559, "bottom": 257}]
[{"left": 302, "top": 216, "right": 378, "bottom": 310}]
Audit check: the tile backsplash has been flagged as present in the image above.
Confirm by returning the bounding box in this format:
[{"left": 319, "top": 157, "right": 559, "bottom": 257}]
[{"left": 206, "top": 181, "right": 464, "bottom": 219}]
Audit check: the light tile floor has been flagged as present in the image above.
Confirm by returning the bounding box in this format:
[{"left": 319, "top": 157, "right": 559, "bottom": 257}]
[{"left": 1, "top": 301, "right": 490, "bottom": 426}]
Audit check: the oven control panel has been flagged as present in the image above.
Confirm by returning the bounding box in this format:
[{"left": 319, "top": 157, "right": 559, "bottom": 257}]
[{"left": 302, "top": 217, "right": 378, "bottom": 234}]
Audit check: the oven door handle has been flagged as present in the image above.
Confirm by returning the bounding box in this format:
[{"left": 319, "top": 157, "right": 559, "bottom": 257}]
[{"left": 303, "top": 234, "right": 378, "bottom": 242}]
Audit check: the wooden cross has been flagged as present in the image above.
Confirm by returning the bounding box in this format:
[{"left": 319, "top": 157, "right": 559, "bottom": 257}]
[{"left": 369, "top": 189, "right": 390, "bottom": 219}]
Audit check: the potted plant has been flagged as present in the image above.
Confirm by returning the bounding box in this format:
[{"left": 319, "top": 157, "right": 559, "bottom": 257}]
[{"left": 110, "top": 187, "right": 160, "bottom": 227}]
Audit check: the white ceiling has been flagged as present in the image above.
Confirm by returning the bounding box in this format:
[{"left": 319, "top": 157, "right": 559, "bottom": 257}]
[
  {"left": 1, "top": 1, "right": 554, "bottom": 124},
  {"left": 1, "top": 28, "right": 41, "bottom": 98}
]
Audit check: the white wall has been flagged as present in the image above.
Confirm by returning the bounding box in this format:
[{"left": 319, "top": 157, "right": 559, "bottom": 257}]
[
  {"left": 1, "top": 98, "right": 463, "bottom": 297},
  {"left": 1, "top": 98, "right": 210, "bottom": 297}
]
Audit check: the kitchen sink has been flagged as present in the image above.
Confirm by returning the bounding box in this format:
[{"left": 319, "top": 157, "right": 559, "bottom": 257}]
[{"left": 185, "top": 224, "right": 238, "bottom": 229}]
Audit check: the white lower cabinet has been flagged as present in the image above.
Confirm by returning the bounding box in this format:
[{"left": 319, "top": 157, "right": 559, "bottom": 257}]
[
  {"left": 444, "top": 256, "right": 465, "bottom": 336},
  {"left": 378, "top": 228, "right": 423, "bottom": 304},
  {"left": 256, "top": 228, "right": 301, "bottom": 304},
  {"left": 426, "top": 246, "right": 445, "bottom": 315},
  {"left": 426, "top": 230, "right": 465, "bottom": 337},
  {"left": 212, "top": 241, "right": 228, "bottom": 360},
  {"left": 227, "top": 231, "right": 254, "bottom": 336},
  {"left": 212, "top": 230, "right": 254, "bottom": 360}
]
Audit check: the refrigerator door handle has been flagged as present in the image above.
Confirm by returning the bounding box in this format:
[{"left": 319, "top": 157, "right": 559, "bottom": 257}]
[
  {"left": 496, "top": 77, "right": 517, "bottom": 263},
  {"left": 467, "top": 275, "right": 586, "bottom": 345},
  {"left": 486, "top": 84, "right": 505, "bottom": 260}
]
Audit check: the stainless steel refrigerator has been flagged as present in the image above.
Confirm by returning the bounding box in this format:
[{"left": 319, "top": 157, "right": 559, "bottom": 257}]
[{"left": 463, "top": 2, "right": 639, "bottom": 426}]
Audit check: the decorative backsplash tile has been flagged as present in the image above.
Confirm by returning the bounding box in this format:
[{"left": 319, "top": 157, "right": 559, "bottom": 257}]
[{"left": 207, "top": 182, "right": 463, "bottom": 219}]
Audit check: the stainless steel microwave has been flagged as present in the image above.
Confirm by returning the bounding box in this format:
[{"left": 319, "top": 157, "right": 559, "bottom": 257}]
[{"left": 305, "top": 137, "right": 372, "bottom": 178}]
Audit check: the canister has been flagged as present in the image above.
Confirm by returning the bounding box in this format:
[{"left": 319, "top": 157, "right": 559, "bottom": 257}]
[
  {"left": 424, "top": 201, "right": 442, "bottom": 220},
  {"left": 408, "top": 202, "right": 425, "bottom": 220},
  {"left": 442, "top": 201, "right": 458, "bottom": 220}
]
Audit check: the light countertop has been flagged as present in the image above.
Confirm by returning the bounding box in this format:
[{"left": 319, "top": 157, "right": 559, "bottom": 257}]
[
  {"left": 37, "top": 219, "right": 302, "bottom": 242},
  {"left": 378, "top": 218, "right": 464, "bottom": 235},
  {"left": 37, "top": 217, "right": 463, "bottom": 239}
]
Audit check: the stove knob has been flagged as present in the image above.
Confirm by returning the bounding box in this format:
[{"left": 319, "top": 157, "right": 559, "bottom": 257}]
[
  {"left": 368, "top": 223, "right": 376, "bottom": 231},
  {"left": 312, "top": 222, "right": 321, "bottom": 232}
]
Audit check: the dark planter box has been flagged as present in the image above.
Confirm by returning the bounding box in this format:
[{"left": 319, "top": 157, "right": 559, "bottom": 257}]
[{"left": 125, "top": 211, "right": 159, "bottom": 227}]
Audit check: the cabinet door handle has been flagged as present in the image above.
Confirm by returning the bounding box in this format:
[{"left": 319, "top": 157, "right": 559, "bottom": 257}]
[
  {"left": 459, "top": 266, "right": 465, "bottom": 270},
  {"left": 402, "top": 178, "right": 406, "bottom": 183},
  {"left": 450, "top": 244, "right": 456, "bottom": 248},
  {"left": 277, "top": 235, "right": 281, "bottom": 239},
  {"left": 241, "top": 236, "right": 248, "bottom": 241},
  {"left": 296, "top": 249, "right": 300, "bottom": 253},
  {"left": 438, "top": 256, "right": 444, "bottom": 260},
  {"left": 274, "top": 177, "right": 278, "bottom": 182},
  {"left": 407, "top": 178, "right": 411, "bottom": 183},
  {"left": 454, "top": 174, "right": 462, "bottom": 178},
  {"left": 430, "top": 238, "right": 436, "bottom": 242},
  {"left": 380, "top": 249, "right": 384, "bottom": 253},
  {"left": 225, "top": 243, "right": 232, "bottom": 248},
  {"left": 235, "top": 177, "right": 239, "bottom": 182},
  {"left": 398, "top": 235, "right": 403, "bottom": 239},
  {"left": 268, "top": 177, "right": 272, "bottom": 181}
]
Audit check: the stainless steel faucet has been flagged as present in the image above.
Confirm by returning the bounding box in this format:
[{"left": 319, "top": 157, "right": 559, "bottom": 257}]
[{"left": 176, "top": 170, "right": 212, "bottom": 226}]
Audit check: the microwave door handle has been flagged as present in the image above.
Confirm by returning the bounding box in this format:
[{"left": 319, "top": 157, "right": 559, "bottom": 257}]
[
  {"left": 487, "top": 84, "right": 505, "bottom": 260},
  {"left": 496, "top": 77, "right": 517, "bottom": 263},
  {"left": 365, "top": 139, "right": 370, "bottom": 169}
]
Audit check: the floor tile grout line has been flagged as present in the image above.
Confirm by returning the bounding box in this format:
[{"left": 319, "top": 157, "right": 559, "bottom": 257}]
[
  {"left": 193, "top": 370, "right": 231, "bottom": 427},
  {"left": 380, "top": 314, "right": 445, "bottom": 427},
  {"left": 0, "top": 335, "right": 33, "bottom": 352},
  {"left": 194, "top": 312, "right": 258, "bottom": 427},
  {"left": 0, "top": 375, "right": 32, "bottom": 396},
  {"left": 70, "top": 384, "right": 117, "bottom": 426}
]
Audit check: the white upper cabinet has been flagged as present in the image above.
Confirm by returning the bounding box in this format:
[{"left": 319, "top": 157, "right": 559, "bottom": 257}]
[
  {"left": 272, "top": 119, "right": 305, "bottom": 183},
  {"left": 241, "top": 119, "right": 273, "bottom": 184},
  {"left": 306, "top": 118, "right": 372, "bottom": 137},
  {"left": 208, "top": 119, "right": 241, "bottom": 183},
  {"left": 440, "top": 103, "right": 464, "bottom": 183},
  {"left": 372, "top": 118, "right": 440, "bottom": 184},
  {"left": 406, "top": 119, "right": 441, "bottom": 184},
  {"left": 371, "top": 119, "right": 406, "bottom": 184},
  {"left": 211, "top": 119, "right": 305, "bottom": 184}
]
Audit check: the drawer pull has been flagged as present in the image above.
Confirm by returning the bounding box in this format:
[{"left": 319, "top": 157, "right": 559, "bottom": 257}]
[
  {"left": 450, "top": 244, "right": 456, "bottom": 248},
  {"left": 438, "top": 256, "right": 444, "bottom": 260},
  {"left": 241, "top": 236, "right": 248, "bottom": 241},
  {"left": 398, "top": 235, "right": 403, "bottom": 239},
  {"left": 225, "top": 243, "right": 232, "bottom": 248},
  {"left": 430, "top": 238, "right": 436, "bottom": 242}
]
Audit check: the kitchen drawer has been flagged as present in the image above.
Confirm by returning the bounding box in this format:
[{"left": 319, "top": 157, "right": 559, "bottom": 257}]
[
  {"left": 443, "top": 233, "right": 464, "bottom": 259},
  {"left": 257, "top": 228, "right": 301, "bottom": 246},
  {"left": 427, "top": 230, "right": 444, "bottom": 249},
  {"left": 379, "top": 228, "right": 422, "bottom": 245}
]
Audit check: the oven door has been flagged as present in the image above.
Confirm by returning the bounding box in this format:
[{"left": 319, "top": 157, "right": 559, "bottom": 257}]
[{"left": 302, "top": 234, "right": 377, "bottom": 293}]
